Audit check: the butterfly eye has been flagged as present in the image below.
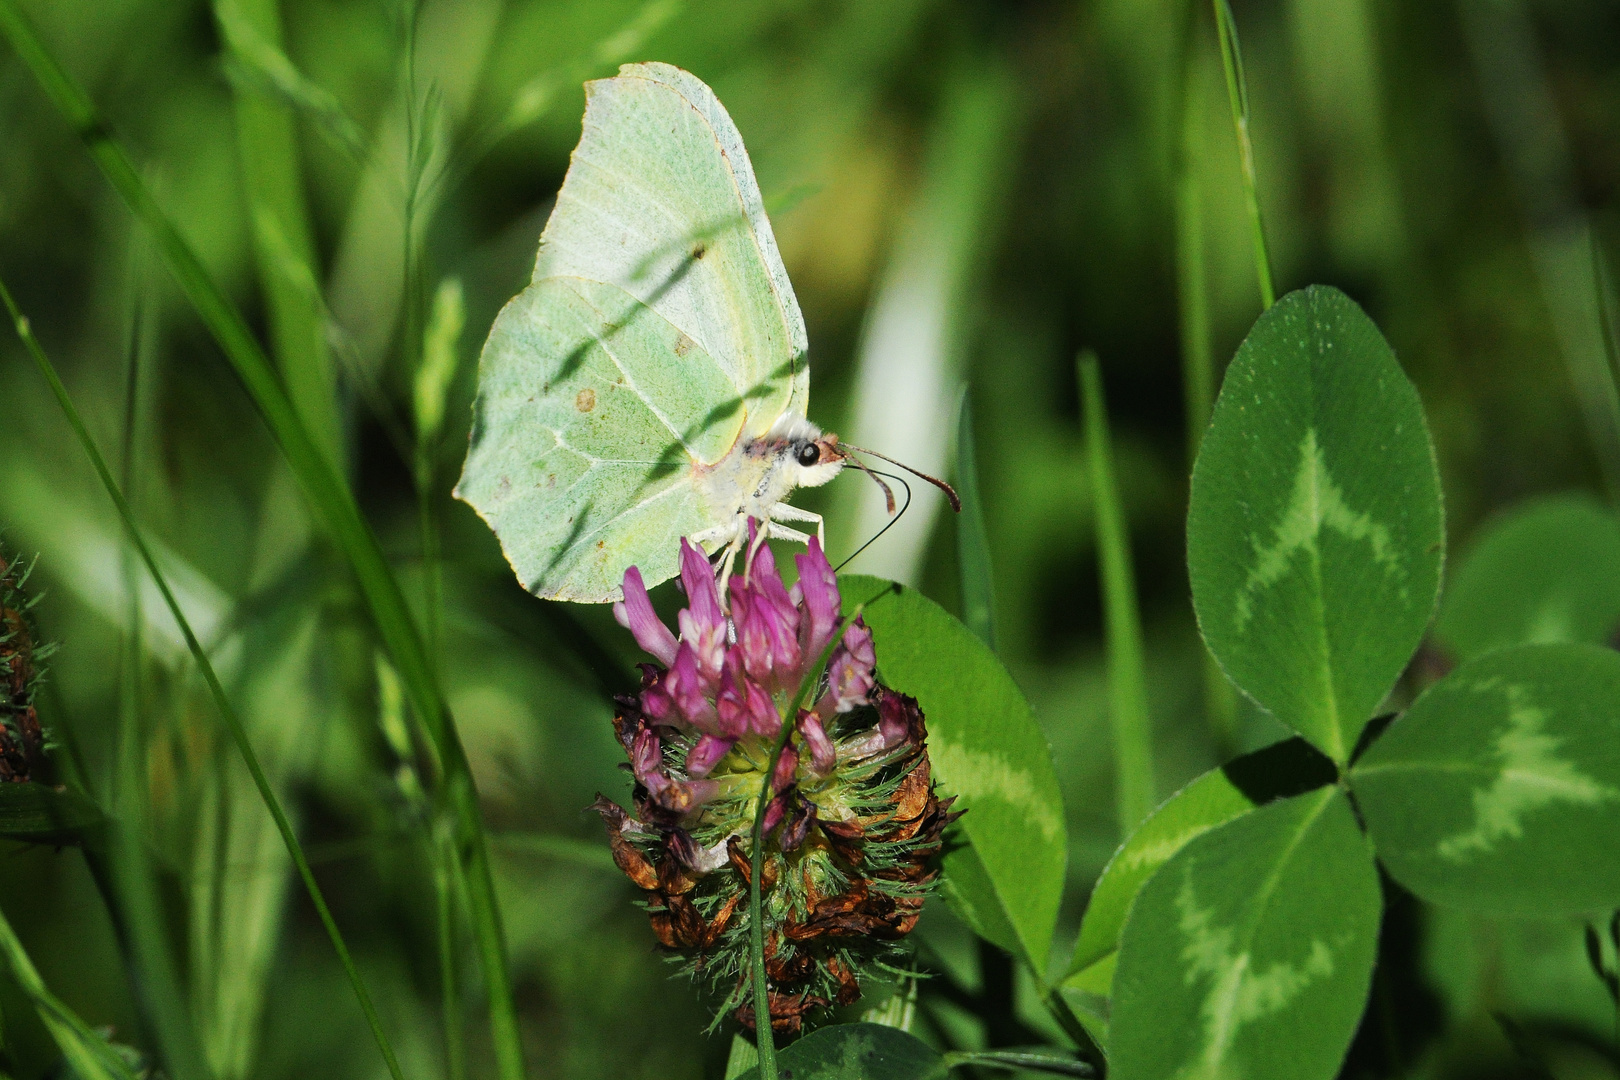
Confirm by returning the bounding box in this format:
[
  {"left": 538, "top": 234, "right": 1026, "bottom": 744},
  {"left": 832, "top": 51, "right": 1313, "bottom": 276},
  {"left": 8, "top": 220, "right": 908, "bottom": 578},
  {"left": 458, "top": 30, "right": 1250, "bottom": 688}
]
[{"left": 796, "top": 444, "right": 820, "bottom": 467}]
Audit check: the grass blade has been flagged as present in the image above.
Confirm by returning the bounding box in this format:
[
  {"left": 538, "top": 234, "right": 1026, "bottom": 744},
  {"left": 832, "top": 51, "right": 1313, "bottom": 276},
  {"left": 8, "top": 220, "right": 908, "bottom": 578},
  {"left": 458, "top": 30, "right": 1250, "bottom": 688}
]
[
  {"left": 0, "top": 10, "right": 525, "bottom": 1077},
  {"left": 955, "top": 389, "right": 997, "bottom": 649},
  {"left": 0, "top": 901, "right": 142, "bottom": 1080},
  {"left": 1175, "top": 16, "right": 1239, "bottom": 751},
  {"left": 216, "top": 0, "right": 344, "bottom": 469},
  {"left": 215, "top": 0, "right": 366, "bottom": 161},
  {"left": 952, "top": 388, "right": 1029, "bottom": 1048},
  {"left": 1079, "top": 353, "right": 1156, "bottom": 832},
  {"left": 0, "top": 277, "right": 406, "bottom": 1080},
  {"left": 1593, "top": 233, "right": 1620, "bottom": 501},
  {"left": 89, "top": 259, "right": 216, "bottom": 1080},
  {"left": 1457, "top": 0, "right": 1620, "bottom": 506},
  {"left": 1212, "top": 0, "right": 1275, "bottom": 310}
]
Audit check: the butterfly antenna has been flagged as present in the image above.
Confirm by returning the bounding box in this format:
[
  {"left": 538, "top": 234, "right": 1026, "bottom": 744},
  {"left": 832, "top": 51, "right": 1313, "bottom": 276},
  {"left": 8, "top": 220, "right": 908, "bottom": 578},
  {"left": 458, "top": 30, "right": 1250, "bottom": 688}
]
[
  {"left": 836, "top": 470, "right": 912, "bottom": 572},
  {"left": 839, "top": 444, "right": 961, "bottom": 512},
  {"left": 839, "top": 448, "right": 896, "bottom": 514}
]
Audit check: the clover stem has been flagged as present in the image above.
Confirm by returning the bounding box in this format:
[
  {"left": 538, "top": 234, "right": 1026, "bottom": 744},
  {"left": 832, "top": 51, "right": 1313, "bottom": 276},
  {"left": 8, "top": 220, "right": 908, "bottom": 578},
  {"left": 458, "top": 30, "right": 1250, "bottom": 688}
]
[{"left": 746, "top": 603, "right": 861, "bottom": 1079}]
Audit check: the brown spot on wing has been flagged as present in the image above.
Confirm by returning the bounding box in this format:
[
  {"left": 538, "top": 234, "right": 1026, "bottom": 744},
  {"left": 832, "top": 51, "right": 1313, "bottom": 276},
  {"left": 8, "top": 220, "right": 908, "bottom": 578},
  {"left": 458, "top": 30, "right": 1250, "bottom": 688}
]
[{"left": 576, "top": 388, "right": 597, "bottom": 412}]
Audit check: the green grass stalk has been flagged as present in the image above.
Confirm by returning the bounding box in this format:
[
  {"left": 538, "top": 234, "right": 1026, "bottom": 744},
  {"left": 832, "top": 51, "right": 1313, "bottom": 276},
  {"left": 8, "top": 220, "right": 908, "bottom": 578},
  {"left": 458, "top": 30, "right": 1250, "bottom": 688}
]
[
  {"left": 216, "top": 0, "right": 343, "bottom": 468},
  {"left": 1212, "top": 0, "right": 1276, "bottom": 310},
  {"left": 747, "top": 613, "right": 858, "bottom": 1080},
  {"left": 1593, "top": 233, "right": 1620, "bottom": 506},
  {"left": 955, "top": 391, "right": 997, "bottom": 650},
  {"left": 434, "top": 824, "right": 467, "bottom": 1080},
  {"left": 952, "top": 390, "right": 1028, "bottom": 1047},
  {"left": 89, "top": 265, "right": 217, "bottom": 1080},
  {"left": 1079, "top": 354, "right": 1156, "bottom": 833},
  {"left": 0, "top": 11, "right": 525, "bottom": 1077},
  {"left": 1175, "top": 15, "right": 1239, "bottom": 751},
  {"left": 0, "top": 277, "right": 406, "bottom": 1080},
  {"left": 0, "top": 901, "right": 142, "bottom": 1080}
]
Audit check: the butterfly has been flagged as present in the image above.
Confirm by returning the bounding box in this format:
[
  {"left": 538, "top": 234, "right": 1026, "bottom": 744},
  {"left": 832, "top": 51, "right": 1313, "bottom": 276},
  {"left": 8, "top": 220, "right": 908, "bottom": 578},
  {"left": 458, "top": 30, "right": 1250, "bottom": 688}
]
[{"left": 457, "top": 62, "right": 947, "bottom": 603}]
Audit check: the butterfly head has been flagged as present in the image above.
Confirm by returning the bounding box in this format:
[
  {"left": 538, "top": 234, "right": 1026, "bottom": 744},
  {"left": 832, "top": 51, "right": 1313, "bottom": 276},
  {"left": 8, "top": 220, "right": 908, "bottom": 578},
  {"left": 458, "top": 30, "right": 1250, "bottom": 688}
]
[{"left": 767, "top": 415, "right": 844, "bottom": 489}]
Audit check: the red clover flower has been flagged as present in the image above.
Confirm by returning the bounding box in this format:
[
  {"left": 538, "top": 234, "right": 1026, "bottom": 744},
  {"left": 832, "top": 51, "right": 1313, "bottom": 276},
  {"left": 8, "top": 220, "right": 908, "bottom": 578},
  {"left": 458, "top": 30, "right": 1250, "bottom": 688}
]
[
  {"left": 0, "top": 546, "right": 45, "bottom": 783},
  {"left": 595, "top": 527, "right": 956, "bottom": 1034}
]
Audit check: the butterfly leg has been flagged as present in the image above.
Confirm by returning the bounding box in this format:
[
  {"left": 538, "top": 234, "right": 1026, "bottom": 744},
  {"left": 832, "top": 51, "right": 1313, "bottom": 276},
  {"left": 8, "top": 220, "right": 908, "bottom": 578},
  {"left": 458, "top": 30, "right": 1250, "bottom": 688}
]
[
  {"left": 708, "top": 516, "right": 750, "bottom": 602},
  {"left": 768, "top": 503, "right": 825, "bottom": 546},
  {"left": 715, "top": 543, "right": 739, "bottom": 600},
  {"left": 765, "top": 521, "right": 813, "bottom": 545},
  {"left": 688, "top": 523, "right": 733, "bottom": 551}
]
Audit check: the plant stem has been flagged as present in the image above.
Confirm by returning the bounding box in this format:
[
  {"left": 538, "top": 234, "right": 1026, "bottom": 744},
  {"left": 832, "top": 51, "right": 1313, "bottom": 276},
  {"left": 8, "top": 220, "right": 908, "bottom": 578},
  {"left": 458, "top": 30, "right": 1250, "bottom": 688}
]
[
  {"left": 1079, "top": 354, "right": 1156, "bottom": 833},
  {"left": 747, "top": 605, "right": 861, "bottom": 1080},
  {"left": 0, "top": 276, "right": 407, "bottom": 1080},
  {"left": 0, "top": 9, "right": 525, "bottom": 1077},
  {"left": 1212, "top": 0, "right": 1276, "bottom": 310},
  {"left": 434, "top": 823, "right": 468, "bottom": 1080}
]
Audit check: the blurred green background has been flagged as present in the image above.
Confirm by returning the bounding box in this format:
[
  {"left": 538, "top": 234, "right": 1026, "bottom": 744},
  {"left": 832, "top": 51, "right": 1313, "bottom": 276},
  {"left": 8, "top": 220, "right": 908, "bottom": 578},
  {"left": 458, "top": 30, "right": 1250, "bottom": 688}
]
[{"left": 2, "top": 0, "right": 1619, "bottom": 1077}]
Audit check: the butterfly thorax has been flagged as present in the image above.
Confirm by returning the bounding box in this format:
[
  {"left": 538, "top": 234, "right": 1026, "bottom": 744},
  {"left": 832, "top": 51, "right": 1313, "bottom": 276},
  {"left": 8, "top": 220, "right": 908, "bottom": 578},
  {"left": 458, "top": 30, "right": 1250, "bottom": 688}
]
[{"left": 692, "top": 416, "right": 842, "bottom": 545}]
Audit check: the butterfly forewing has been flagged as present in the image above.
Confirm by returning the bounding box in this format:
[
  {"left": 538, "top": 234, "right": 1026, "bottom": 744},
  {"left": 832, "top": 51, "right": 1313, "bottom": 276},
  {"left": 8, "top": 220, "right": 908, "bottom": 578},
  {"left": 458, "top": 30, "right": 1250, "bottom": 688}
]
[
  {"left": 459, "top": 61, "right": 811, "bottom": 602},
  {"left": 533, "top": 62, "right": 809, "bottom": 433}
]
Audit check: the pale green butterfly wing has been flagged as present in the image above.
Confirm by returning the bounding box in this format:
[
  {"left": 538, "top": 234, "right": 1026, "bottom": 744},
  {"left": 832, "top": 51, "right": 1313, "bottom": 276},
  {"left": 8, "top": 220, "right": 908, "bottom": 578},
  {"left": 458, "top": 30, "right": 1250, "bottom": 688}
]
[
  {"left": 459, "top": 277, "right": 743, "bottom": 602},
  {"left": 534, "top": 61, "right": 810, "bottom": 429},
  {"left": 457, "top": 62, "right": 810, "bottom": 602}
]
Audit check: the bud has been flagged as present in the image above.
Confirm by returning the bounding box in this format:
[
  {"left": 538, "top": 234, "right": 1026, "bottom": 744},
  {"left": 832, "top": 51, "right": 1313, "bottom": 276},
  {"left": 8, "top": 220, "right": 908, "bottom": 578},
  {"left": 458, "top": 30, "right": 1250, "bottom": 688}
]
[
  {"left": 0, "top": 546, "right": 45, "bottom": 783},
  {"left": 596, "top": 532, "right": 958, "bottom": 1035}
]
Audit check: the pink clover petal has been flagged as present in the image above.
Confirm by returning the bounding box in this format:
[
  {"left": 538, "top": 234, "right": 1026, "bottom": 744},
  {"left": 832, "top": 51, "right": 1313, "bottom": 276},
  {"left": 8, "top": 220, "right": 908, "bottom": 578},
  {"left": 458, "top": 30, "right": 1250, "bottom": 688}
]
[
  {"left": 684, "top": 734, "right": 734, "bottom": 778},
  {"left": 677, "top": 607, "right": 726, "bottom": 688},
  {"left": 678, "top": 538, "right": 725, "bottom": 638},
  {"left": 876, "top": 691, "right": 911, "bottom": 750},
  {"left": 771, "top": 743, "right": 800, "bottom": 794},
  {"left": 715, "top": 651, "right": 761, "bottom": 739},
  {"left": 794, "top": 537, "right": 842, "bottom": 662},
  {"left": 750, "top": 542, "right": 803, "bottom": 679},
  {"left": 664, "top": 646, "right": 718, "bottom": 731},
  {"left": 732, "top": 565, "right": 800, "bottom": 693},
  {"left": 630, "top": 729, "right": 665, "bottom": 788},
  {"left": 614, "top": 567, "right": 678, "bottom": 666},
  {"left": 761, "top": 794, "right": 787, "bottom": 834},
  {"left": 744, "top": 677, "right": 780, "bottom": 737},
  {"left": 729, "top": 577, "right": 774, "bottom": 687},
  {"left": 639, "top": 678, "right": 678, "bottom": 726},
  {"left": 797, "top": 711, "right": 836, "bottom": 774},
  {"left": 822, "top": 620, "right": 877, "bottom": 714}
]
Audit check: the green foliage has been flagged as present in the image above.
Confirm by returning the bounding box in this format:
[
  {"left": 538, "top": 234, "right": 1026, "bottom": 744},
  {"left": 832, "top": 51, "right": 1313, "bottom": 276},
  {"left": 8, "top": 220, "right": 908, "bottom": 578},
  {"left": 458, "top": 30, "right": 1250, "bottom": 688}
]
[
  {"left": 1109, "top": 789, "right": 1381, "bottom": 1080},
  {"left": 0, "top": 903, "right": 141, "bottom": 1080},
  {"left": 734, "top": 1023, "right": 942, "bottom": 1080},
  {"left": 840, "top": 575, "right": 1066, "bottom": 977},
  {"left": 1079, "top": 354, "right": 1155, "bottom": 833},
  {"left": 1434, "top": 493, "right": 1620, "bottom": 660},
  {"left": 1062, "top": 738, "right": 1337, "bottom": 1008},
  {"left": 1352, "top": 643, "right": 1620, "bottom": 915},
  {"left": 0, "top": 784, "right": 101, "bottom": 842},
  {"left": 2, "top": 0, "right": 1619, "bottom": 1075},
  {"left": 953, "top": 391, "right": 995, "bottom": 650},
  {"left": 1188, "top": 285, "right": 1444, "bottom": 762}
]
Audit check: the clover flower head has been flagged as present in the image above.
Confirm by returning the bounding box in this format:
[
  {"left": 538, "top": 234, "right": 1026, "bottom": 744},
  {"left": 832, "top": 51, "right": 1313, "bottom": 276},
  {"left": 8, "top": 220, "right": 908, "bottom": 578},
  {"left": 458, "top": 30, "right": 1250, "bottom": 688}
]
[
  {"left": 0, "top": 547, "right": 45, "bottom": 784},
  {"left": 598, "top": 526, "right": 956, "bottom": 1034}
]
